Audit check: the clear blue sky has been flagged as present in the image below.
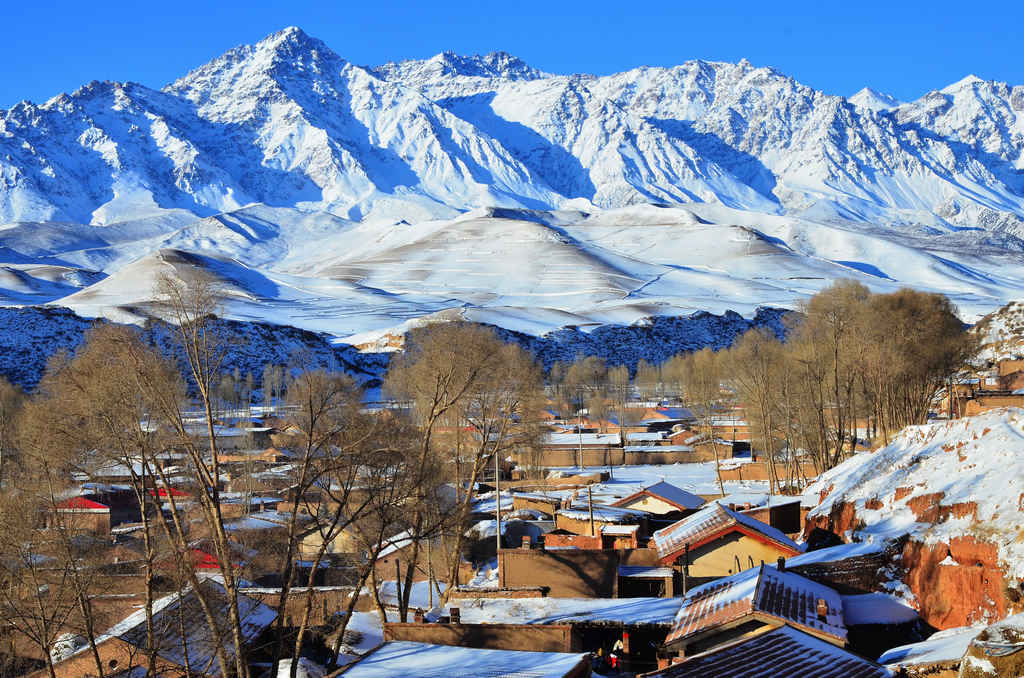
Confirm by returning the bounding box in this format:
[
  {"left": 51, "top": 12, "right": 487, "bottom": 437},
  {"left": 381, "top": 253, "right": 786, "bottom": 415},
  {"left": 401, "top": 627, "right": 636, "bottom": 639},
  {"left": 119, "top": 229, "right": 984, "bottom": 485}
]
[{"left": 3, "top": 0, "right": 1022, "bottom": 110}]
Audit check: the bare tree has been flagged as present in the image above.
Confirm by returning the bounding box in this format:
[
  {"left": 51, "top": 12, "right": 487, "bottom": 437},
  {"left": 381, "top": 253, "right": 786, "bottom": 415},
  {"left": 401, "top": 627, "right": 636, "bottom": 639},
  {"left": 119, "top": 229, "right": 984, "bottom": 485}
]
[
  {"left": 0, "top": 376, "right": 23, "bottom": 488},
  {"left": 683, "top": 348, "right": 725, "bottom": 495}
]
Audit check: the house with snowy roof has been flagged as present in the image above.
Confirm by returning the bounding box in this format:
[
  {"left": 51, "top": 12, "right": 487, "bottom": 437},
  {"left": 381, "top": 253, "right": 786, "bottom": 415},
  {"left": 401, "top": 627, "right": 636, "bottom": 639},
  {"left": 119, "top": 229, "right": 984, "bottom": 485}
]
[
  {"left": 332, "top": 640, "right": 591, "bottom": 677},
  {"left": 651, "top": 503, "right": 802, "bottom": 585},
  {"left": 662, "top": 564, "right": 847, "bottom": 659},
  {"left": 611, "top": 481, "right": 705, "bottom": 518},
  {"left": 31, "top": 580, "right": 276, "bottom": 678},
  {"left": 555, "top": 502, "right": 650, "bottom": 538},
  {"left": 372, "top": 529, "right": 449, "bottom": 584}
]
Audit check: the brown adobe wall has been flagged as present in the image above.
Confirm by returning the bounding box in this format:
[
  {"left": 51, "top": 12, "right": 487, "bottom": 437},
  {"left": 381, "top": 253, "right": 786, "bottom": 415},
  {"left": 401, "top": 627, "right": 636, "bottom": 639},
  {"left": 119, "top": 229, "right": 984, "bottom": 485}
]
[
  {"left": 498, "top": 548, "right": 619, "bottom": 597},
  {"left": 28, "top": 636, "right": 185, "bottom": 678},
  {"left": 382, "top": 622, "right": 577, "bottom": 652},
  {"left": 546, "top": 533, "right": 603, "bottom": 549},
  {"left": 242, "top": 587, "right": 353, "bottom": 627},
  {"left": 447, "top": 587, "right": 547, "bottom": 599}
]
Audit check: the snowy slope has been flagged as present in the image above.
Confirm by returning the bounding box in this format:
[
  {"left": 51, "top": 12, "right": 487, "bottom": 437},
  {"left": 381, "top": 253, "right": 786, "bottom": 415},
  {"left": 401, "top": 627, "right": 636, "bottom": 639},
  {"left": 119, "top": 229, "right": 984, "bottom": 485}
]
[
  {"left": 801, "top": 409, "right": 1024, "bottom": 630},
  {"left": 805, "top": 409, "right": 1024, "bottom": 581}
]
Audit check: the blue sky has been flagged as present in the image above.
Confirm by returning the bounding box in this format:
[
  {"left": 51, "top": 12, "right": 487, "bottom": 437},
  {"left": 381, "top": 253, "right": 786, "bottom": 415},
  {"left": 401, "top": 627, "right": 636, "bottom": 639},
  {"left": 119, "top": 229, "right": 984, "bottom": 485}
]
[{"left": 3, "top": 0, "right": 1021, "bottom": 109}]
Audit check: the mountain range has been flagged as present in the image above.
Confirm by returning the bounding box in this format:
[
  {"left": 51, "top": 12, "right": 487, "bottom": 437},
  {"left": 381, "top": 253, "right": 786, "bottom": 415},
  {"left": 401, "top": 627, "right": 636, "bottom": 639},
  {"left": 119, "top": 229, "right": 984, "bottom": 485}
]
[{"left": 1, "top": 26, "right": 1023, "bottom": 346}]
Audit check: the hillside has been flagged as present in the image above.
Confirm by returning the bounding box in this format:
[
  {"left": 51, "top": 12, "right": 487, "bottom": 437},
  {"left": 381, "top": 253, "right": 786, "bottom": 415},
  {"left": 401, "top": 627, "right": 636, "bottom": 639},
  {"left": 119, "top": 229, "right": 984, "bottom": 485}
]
[
  {"left": 973, "top": 300, "right": 1024, "bottom": 363},
  {"left": 803, "top": 409, "right": 1024, "bottom": 629}
]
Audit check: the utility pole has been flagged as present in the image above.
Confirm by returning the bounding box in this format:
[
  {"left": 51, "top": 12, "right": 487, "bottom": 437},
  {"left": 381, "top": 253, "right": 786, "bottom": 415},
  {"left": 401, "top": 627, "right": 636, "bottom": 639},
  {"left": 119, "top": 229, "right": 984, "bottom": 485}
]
[
  {"left": 495, "top": 449, "right": 502, "bottom": 563},
  {"left": 682, "top": 543, "right": 690, "bottom": 593},
  {"left": 578, "top": 396, "right": 584, "bottom": 471},
  {"left": 588, "top": 484, "right": 595, "bottom": 536}
]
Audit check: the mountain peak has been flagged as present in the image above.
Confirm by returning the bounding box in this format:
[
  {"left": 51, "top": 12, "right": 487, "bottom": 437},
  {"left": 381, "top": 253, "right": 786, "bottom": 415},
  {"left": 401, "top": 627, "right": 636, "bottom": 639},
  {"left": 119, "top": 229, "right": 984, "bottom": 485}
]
[
  {"left": 940, "top": 74, "right": 988, "bottom": 94},
  {"left": 849, "top": 87, "right": 902, "bottom": 112},
  {"left": 372, "top": 50, "right": 545, "bottom": 83},
  {"left": 164, "top": 26, "right": 345, "bottom": 102}
]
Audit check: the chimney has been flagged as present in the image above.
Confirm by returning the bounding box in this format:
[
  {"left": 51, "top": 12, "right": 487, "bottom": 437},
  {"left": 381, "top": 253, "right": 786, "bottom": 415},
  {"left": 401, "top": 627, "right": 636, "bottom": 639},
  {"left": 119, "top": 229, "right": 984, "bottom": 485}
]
[
  {"left": 522, "top": 535, "right": 532, "bottom": 550},
  {"left": 777, "top": 556, "right": 786, "bottom": 572},
  {"left": 413, "top": 608, "right": 424, "bottom": 624},
  {"left": 450, "top": 607, "right": 461, "bottom": 624},
  {"left": 816, "top": 598, "right": 828, "bottom": 621}
]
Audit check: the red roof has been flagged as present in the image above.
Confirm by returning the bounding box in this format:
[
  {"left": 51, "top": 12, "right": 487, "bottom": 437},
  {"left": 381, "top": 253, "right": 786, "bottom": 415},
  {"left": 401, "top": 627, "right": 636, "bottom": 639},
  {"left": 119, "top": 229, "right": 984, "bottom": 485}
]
[
  {"left": 666, "top": 565, "right": 847, "bottom": 647},
  {"left": 149, "top": 487, "right": 190, "bottom": 498},
  {"left": 56, "top": 496, "right": 109, "bottom": 510}
]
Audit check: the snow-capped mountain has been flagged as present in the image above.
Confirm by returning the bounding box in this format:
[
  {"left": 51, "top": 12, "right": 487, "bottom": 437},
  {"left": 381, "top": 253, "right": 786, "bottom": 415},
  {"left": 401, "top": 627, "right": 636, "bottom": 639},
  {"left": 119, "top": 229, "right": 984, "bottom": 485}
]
[
  {"left": 4, "top": 26, "right": 1024, "bottom": 230},
  {"left": 1, "top": 26, "right": 1024, "bottom": 346}
]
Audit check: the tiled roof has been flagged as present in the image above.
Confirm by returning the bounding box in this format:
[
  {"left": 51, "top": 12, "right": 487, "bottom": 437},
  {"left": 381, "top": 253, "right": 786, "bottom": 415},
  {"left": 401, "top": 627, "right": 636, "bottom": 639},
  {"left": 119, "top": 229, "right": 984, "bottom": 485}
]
[
  {"left": 666, "top": 565, "right": 846, "bottom": 646},
  {"left": 649, "top": 626, "right": 889, "bottom": 677},
  {"left": 56, "top": 581, "right": 276, "bottom": 678},
  {"left": 652, "top": 503, "right": 800, "bottom": 561}
]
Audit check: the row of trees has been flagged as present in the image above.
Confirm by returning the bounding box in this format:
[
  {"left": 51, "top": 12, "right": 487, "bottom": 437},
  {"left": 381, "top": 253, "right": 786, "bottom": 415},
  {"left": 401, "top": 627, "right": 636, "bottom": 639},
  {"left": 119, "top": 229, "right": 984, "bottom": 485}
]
[
  {"left": 724, "top": 281, "right": 975, "bottom": 488},
  {"left": 537, "top": 281, "right": 974, "bottom": 492}
]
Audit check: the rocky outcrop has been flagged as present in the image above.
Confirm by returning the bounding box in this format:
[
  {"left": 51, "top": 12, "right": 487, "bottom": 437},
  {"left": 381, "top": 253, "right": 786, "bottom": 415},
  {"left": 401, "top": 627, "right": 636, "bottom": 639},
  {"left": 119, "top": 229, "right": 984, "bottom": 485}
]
[{"left": 803, "top": 410, "right": 1024, "bottom": 631}]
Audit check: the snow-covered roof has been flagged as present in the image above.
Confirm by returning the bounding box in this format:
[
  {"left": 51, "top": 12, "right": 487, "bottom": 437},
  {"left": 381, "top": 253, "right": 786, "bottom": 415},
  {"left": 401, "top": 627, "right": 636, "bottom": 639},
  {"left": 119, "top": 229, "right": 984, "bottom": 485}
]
[
  {"left": 652, "top": 503, "right": 801, "bottom": 560},
  {"left": 58, "top": 580, "right": 275, "bottom": 677},
  {"left": 224, "top": 510, "right": 308, "bottom": 532},
  {"left": 339, "top": 641, "right": 589, "bottom": 677},
  {"left": 544, "top": 432, "right": 621, "bottom": 446},
  {"left": 614, "top": 480, "right": 705, "bottom": 511},
  {"left": 377, "top": 529, "right": 414, "bottom": 558},
  {"left": 840, "top": 593, "right": 918, "bottom": 626},
  {"left": 624, "top": 445, "right": 693, "bottom": 452},
  {"left": 666, "top": 565, "right": 846, "bottom": 646},
  {"left": 713, "top": 492, "right": 801, "bottom": 509},
  {"left": 652, "top": 625, "right": 889, "bottom": 677},
  {"left": 782, "top": 541, "right": 885, "bottom": 568},
  {"left": 625, "top": 432, "right": 667, "bottom": 442},
  {"left": 558, "top": 502, "right": 648, "bottom": 524},
  {"left": 439, "top": 596, "right": 682, "bottom": 626},
  {"left": 600, "top": 524, "right": 639, "bottom": 536}
]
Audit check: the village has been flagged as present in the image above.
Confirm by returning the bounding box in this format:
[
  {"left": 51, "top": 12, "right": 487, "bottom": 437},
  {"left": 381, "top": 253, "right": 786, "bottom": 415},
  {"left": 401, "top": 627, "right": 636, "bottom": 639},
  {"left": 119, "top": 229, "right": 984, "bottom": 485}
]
[{"left": 1, "top": 280, "right": 1023, "bottom": 678}]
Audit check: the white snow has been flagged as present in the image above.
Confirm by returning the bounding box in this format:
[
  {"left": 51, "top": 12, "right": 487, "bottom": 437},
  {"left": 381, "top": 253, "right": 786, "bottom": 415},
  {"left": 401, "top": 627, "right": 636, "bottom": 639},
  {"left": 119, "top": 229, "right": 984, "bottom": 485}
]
[
  {"left": 436, "top": 596, "right": 682, "bottom": 626},
  {"left": 804, "top": 408, "right": 1024, "bottom": 580},
  {"left": 1, "top": 30, "right": 1024, "bottom": 342},
  {"left": 339, "top": 641, "right": 588, "bottom": 678},
  {"left": 840, "top": 593, "right": 919, "bottom": 625},
  {"left": 879, "top": 625, "right": 982, "bottom": 667}
]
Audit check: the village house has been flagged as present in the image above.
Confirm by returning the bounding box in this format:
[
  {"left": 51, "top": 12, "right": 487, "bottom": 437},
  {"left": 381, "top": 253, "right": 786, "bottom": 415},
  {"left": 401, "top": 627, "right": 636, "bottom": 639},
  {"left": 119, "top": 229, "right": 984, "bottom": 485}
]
[
  {"left": 611, "top": 481, "right": 705, "bottom": 519},
  {"left": 554, "top": 502, "right": 650, "bottom": 539},
  {"left": 651, "top": 503, "right": 802, "bottom": 587},
  {"left": 333, "top": 640, "right": 592, "bottom": 677},
  {"left": 383, "top": 596, "right": 682, "bottom": 673},
  {"left": 661, "top": 564, "right": 847, "bottom": 659},
  {"left": 710, "top": 493, "right": 804, "bottom": 535},
  {"left": 372, "top": 530, "right": 449, "bottom": 584},
  {"left": 31, "top": 580, "right": 276, "bottom": 678},
  {"left": 49, "top": 496, "right": 113, "bottom": 535},
  {"left": 544, "top": 523, "right": 641, "bottom": 550},
  {"left": 538, "top": 432, "right": 624, "bottom": 467}
]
